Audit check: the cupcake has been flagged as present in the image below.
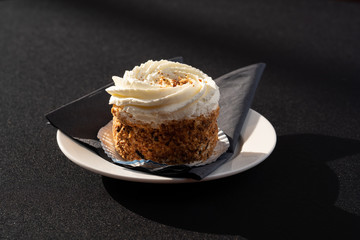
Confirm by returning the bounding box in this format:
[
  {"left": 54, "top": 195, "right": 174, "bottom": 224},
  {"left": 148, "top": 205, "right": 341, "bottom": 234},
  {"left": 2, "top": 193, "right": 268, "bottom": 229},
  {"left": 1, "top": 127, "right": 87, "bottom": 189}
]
[{"left": 105, "top": 60, "right": 220, "bottom": 165}]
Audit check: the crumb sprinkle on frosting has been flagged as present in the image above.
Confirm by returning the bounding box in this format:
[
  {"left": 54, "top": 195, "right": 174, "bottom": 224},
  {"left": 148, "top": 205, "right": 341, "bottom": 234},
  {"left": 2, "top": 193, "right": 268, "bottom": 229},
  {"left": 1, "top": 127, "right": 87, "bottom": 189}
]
[{"left": 155, "top": 71, "right": 193, "bottom": 87}]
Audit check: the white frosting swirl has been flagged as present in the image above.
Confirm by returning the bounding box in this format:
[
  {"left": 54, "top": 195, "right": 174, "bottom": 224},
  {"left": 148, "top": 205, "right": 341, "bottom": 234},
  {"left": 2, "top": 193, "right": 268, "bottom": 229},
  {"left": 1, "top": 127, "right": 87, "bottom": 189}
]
[{"left": 106, "top": 60, "right": 220, "bottom": 124}]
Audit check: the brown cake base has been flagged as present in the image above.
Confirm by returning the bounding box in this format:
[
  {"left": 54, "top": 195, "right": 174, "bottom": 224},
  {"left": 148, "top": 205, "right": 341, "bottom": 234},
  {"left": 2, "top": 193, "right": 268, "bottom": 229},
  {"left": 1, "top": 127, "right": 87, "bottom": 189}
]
[{"left": 111, "top": 105, "right": 220, "bottom": 165}]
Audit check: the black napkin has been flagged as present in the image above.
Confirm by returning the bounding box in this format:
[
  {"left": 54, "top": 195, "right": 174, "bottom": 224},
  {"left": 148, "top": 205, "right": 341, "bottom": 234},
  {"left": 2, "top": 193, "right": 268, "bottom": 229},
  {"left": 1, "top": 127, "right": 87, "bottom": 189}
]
[{"left": 46, "top": 59, "right": 265, "bottom": 180}]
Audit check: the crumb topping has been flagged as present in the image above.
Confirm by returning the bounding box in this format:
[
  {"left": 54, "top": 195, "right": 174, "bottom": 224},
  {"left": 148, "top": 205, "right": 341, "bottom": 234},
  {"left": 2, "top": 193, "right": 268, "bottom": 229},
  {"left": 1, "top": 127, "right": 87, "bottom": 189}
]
[{"left": 155, "top": 71, "right": 194, "bottom": 87}]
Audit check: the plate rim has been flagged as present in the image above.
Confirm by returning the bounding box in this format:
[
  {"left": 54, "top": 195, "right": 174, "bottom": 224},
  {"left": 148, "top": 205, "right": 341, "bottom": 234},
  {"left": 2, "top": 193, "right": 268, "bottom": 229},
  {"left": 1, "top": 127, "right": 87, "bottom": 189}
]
[{"left": 56, "top": 109, "right": 276, "bottom": 184}]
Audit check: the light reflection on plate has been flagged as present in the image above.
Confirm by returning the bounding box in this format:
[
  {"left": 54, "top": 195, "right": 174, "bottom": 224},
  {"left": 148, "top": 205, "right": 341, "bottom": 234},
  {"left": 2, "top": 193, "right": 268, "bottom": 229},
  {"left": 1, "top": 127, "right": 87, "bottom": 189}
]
[{"left": 56, "top": 109, "right": 276, "bottom": 183}]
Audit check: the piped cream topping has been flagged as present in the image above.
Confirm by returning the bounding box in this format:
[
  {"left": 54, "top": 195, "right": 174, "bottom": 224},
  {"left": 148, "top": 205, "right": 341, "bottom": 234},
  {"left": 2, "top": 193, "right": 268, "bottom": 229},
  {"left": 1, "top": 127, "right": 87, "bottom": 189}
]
[{"left": 106, "top": 60, "right": 220, "bottom": 123}]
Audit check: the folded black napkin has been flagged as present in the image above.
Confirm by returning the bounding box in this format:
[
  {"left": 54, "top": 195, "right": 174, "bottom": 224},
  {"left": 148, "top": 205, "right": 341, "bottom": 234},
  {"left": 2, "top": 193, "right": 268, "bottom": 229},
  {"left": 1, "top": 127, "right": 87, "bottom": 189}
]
[{"left": 46, "top": 58, "right": 265, "bottom": 180}]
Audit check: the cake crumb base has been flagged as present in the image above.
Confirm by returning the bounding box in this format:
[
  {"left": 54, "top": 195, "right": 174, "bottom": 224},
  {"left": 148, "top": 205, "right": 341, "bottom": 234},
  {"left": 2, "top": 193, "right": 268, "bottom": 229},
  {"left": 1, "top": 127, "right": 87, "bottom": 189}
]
[{"left": 111, "top": 105, "right": 220, "bottom": 165}]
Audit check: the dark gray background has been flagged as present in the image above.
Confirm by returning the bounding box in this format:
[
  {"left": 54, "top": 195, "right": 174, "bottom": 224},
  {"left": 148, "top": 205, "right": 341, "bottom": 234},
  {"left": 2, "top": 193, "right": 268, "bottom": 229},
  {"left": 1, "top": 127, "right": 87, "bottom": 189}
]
[{"left": 1, "top": 0, "right": 359, "bottom": 239}]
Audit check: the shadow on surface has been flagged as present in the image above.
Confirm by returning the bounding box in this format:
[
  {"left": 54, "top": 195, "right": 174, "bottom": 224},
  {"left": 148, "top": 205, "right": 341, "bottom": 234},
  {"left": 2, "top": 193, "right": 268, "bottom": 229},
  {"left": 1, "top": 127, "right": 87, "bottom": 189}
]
[{"left": 103, "top": 134, "right": 360, "bottom": 239}]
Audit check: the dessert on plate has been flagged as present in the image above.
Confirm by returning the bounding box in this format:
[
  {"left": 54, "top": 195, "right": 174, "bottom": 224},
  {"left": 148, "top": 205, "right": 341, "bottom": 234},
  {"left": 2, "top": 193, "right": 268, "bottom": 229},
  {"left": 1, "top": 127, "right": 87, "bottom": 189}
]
[{"left": 105, "top": 60, "right": 220, "bottom": 165}]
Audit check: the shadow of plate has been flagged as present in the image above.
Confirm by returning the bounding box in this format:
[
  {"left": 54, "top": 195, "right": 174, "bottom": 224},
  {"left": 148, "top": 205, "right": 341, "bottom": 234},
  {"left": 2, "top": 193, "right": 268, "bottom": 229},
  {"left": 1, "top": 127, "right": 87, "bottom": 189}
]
[{"left": 103, "top": 134, "right": 360, "bottom": 239}]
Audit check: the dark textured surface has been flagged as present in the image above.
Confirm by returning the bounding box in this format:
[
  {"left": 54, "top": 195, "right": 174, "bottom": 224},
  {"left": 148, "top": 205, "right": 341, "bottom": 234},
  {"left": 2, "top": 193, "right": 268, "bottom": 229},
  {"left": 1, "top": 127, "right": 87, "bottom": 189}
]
[{"left": 1, "top": 0, "right": 359, "bottom": 239}]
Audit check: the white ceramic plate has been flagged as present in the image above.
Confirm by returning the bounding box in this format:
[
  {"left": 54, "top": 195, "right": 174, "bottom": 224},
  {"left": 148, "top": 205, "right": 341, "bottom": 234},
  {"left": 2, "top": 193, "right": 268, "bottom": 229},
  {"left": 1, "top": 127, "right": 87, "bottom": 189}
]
[{"left": 57, "top": 109, "right": 276, "bottom": 183}]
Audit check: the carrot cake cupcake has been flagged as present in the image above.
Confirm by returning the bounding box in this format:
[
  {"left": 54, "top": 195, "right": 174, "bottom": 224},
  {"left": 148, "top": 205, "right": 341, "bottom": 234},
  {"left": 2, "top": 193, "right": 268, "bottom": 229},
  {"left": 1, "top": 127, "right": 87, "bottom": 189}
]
[{"left": 105, "top": 60, "right": 220, "bottom": 165}]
